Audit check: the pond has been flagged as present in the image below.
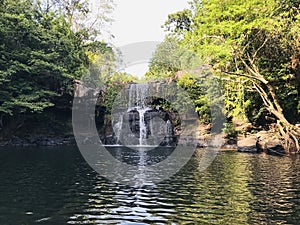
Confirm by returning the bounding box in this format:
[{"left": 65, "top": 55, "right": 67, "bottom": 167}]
[{"left": 0, "top": 146, "right": 300, "bottom": 225}]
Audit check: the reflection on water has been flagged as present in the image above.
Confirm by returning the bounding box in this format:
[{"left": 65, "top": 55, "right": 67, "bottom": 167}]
[{"left": 1, "top": 146, "right": 300, "bottom": 224}]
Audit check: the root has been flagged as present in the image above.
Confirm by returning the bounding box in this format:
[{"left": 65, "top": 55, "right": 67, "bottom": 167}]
[{"left": 277, "top": 121, "right": 300, "bottom": 153}]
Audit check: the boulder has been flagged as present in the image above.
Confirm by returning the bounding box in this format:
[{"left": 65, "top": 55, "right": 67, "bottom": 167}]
[
  {"left": 237, "top": 135, "right": 258, "bottom": 153},
  {"left": 238, "top": 131, "right": 285, "bottom": 155}
]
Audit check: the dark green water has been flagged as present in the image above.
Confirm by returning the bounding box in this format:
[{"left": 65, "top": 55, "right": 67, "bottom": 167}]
[{"left": 1, "top": 146, "right": 300, "bottom": 225}]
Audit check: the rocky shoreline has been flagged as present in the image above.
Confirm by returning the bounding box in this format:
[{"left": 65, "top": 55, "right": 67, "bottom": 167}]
[
  {"left": 236, "top": 131, "right": 285, "bottom": 155},
  {"left": 0, "top": 135, "right": 76, "bottom": 147},
  {"left": 0, "top": 130, "right": 286, "bottom": 156}
]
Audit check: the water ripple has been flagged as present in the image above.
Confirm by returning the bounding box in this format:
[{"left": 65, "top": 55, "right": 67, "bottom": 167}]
[{"left": 1, "top": 147, "right": 300, "bottom": 224}]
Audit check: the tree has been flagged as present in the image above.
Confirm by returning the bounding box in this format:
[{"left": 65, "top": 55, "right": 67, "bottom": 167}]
[
  {"left": 0, "top": 0, "right": 87, "bottom": 134},
  {"left": 163, "top": 9, "right": 192, "bottom": 37},
  {"left": 146, "top": 37, "right": 201, "bottom": 79},
  {"left": 39, "top": 0, "right": 114, "bottom": 40},
  {"left": 163, "top": 0, "right": 300, "bottom": 152}
]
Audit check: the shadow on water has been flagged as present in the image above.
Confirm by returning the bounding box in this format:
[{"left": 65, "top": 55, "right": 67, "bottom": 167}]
[{"left": 1, "top": 146, "right": 300, "bottom": 224}]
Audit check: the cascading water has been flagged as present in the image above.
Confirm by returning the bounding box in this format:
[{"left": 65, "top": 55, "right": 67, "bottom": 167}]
[
  {"left": 112, "top": 83, "right": 175, "bottom": 147},
  {"left": 138, "top": 108, "right": 148, "bottom": 146},
  {"left": 128, "top": 83, "right": 149, "bottom": 109},
  {"left": 114, "top": 115, "right": 123, "bottom": 145},
  {"left": 136, "top": 84, "right": 149, "bottom": 146},
  {"left": 165, "top": 120, "right": 173, "bottom": 146},
  {"left": 128, "top": 83, "right": 151, "bottom": 146},
  {"left": 166, "top": 120, "right": 172, "bottom": 136}
]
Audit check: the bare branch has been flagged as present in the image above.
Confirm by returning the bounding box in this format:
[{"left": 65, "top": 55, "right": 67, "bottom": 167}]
[
  {"left": 252, "top": 82, "right": 272, "bottom": 108},
  {"left": 253, "top": 37, "right": 269, "bottom": 59}
]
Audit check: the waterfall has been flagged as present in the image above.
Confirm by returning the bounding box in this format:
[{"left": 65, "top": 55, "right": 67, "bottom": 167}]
[
  {"left": 138, "top": 108, "right": 147, "bottom": 146},
  {"left": 165, "top": 120, "right": 173, "bottom": 146},
  {"left": 114, "top": 115, "right": 123, "bottom": 144},
  {"left": 111, "top": 82, "right": 175, "bottom": 147},
  {"left": 166, "top": 120, "right": 172, "bottom": 136},
  {"left": 128, "top": 83, "right": 149, "bottom": 110},
  {"left": 128, "top": 83, "right": 150, "bottom": 146}
]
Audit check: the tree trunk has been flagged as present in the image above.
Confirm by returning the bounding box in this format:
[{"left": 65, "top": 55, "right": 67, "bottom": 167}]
[{"left": 223, "top": 60, "right": 300, "bottom": 153}]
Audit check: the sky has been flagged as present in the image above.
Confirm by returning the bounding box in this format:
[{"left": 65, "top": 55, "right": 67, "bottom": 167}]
[{"left": 110, "top": 0, "right": 190, "bottom": 78}]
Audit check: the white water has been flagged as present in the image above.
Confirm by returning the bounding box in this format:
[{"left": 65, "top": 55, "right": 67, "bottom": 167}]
[
  {"left": 166, "top": 120, "right": 172, "bottom": 136},
  {"left": 114, "top": 115, "right": 123, "bottom": 144},
  {"left": 113, "top": 83, "right": 174, "bottom": 147},
  {"left": 128, "top": 83, "right": 149, "bottom": 110},
  {"left": 127, "top": 84, "right": 150, "bottom": 146},
  {"left": 137, "top": 108, "right": 148, "bottom": 146}
]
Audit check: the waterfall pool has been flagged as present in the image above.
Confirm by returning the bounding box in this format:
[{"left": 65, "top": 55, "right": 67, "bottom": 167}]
[{"left": 0, "top": 146, "right": 300, "bottom": 224}]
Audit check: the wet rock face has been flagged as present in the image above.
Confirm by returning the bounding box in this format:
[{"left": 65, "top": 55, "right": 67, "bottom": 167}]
[
  {"left": 128, "top": 110, "right": 140, "bottom": 139},
  {"left": 101, "top": 82, "right": 183, "bottom": 146},
  {"left": 119, "top": 109, "right": 177, "bottom": 146}
]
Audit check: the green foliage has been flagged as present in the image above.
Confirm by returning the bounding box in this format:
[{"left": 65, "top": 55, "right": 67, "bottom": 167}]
[
  {"left": 176, "top": 74, "right": 210, "bottom": 122},
  {"left": 145, "top": 37, "right": 202, "bottom": 79},
  {"left": 223, "top": 121, "right": 238, "bottom": 139},
  {"left": 183, "top": 0, "right": 286, "bottom": 69},
  {"left": 147, "top": 37, "right": 224, "bottom": 124},
  {"left": 222, "top": 78, "right": 250, "bottom": 122},
  {"left": 83, "top": 41, "right": 116, "bottom": 87},
  {"left": 163, "top": 9, "right": 192, "bottom": 36},
  {"left": 0, "top": 0, "right": 87, "bottom": 117},
  {"left": 97, "top": 72, "right": 138, "bottom": 114},
  {"left": 175, "top": 71, "right": 225, "bottom": 125},
  {"left": 163, "top": 0, "right": 300, "bottom": 126}
]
